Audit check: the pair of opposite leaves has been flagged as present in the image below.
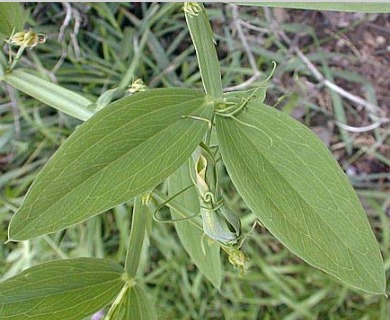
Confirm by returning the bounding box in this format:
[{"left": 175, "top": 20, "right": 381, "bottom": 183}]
[{"left": 8, "top": 88, "right": 385, "bottom": 295}]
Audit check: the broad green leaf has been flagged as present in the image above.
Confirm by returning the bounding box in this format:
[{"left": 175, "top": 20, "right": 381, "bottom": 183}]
[
  {"left": 216, "top": 103, "right": 385, "bottom": 294},
  {"left": 0, "top": 3, "right": 24, "bottom": 38},
  {"left": 128, "top": 285, "right": 158, "bottom": 320},
  {"left": 4, "top": 69, "right": 94, "bottom": 121},
  {"left": 125, "top": 197, "right": 148, "bottom": 278},
  {"left": 168, "top": 159, "right": 222, "bottom": 289},
  {"left": 0, "top": 258, "right": 124, "bottom": 320},
  {"left": 105, "top": 284, "right": 157, "bottom": 320},
  {"left": 237, "top": 2, "right": 390, "bottom": 13},
  {"left": 185, "top": 3, "right": 222, "bottom": 98},
  {"left": 9, "top": 88, "right": 213, "bottom": 240}
]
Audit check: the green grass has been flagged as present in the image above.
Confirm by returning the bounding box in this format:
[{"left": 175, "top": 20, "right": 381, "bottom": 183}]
[{"left": 1, "top": 3, "right": 389, "bottom": 319}]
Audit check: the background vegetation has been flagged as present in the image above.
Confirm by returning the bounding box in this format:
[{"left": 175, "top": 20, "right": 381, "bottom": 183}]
[{"left": 0, "top": 3, "right": 389, "bottom": 319}]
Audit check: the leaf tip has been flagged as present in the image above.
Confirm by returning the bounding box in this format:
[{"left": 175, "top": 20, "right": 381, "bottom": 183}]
[
  {"left": 7, "top": 210, "right": 30, "bottom": 241},
  {"left": 7, "top": 226, "right": 22, "bottom": 242}
]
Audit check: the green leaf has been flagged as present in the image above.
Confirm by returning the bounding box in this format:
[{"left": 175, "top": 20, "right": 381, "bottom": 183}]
[
  {"left": 185, "top": 3, "right": 222, "bottom": 98},
  {"left": 105, "top": 284, "right": 158, "bottom": 320},
  {"left": 128, "top": 285, "right": 158, "bottom": 320},
  {"left": 4, "top": 69, "right": 94, "bottom": 121},
  {"left": 237, "top": 2, "right": 390, "bottom": 13},
  {"left": 9, "top": 88, "right": 213, "bottom": 240},
  {"left": 0, "top": 3, "right": 24, "bottom": 38},
  {"left": 125, "top": 197, "right": 148, "bottom": 278},
  {"left": 0, "top": 258, "right": 124, "bottom": 320},
  {"left": 216, "top": 102, "right": 385, "bottom": 294},
  {"left": 168, "top": 159, "right": 222, "bottom": 289}
]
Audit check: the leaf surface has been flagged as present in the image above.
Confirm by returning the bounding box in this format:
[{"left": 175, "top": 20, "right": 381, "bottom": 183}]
[
  {"left": 216, "top": 103, "right": 385, "bottom": 294},
  {"left": 168, "top": 159, "right": 221, "bottom": 289},
  {"left": 128, "top": 285, "right": 158, "bottom": 320},
  {"left": 4, "top": 69, "right": 94, "bottom": 121},
  {"left": 9, "top": 88, "right": 213, "bottom": 240},
  {"left": 0, "top": 258, "right": 124, "bottom": 320},
  {"left": 107, "top": 284, "right": 157, "bottom": 320},
  {"left": 0, "top": 3, "right": 24, "bottom": 38}
]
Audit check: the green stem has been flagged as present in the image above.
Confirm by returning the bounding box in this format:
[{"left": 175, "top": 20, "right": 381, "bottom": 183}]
[
  {"left": 185, "top": 3, "right": 222, "bottom": 98},
  {"left": 7, "top": 45, "right": 26, "bottom": 72},
  {"left": 4, "top": 69, "right": 94, "bottom": 121},
  {"left": 124, "top": 196, "right": 147, "bottom": 278}
]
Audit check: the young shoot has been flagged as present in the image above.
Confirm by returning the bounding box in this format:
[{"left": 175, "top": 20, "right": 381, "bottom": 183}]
[
  {"left": 128, "top": 78, "right": 147, "bottom": 94},
  {"left": 216, "top": 61, "right": 276, "bottom": 118},
  {"left": 6, "top": 29, "right": 47, "bottom": 72},
  {"left": 194, "top": 144, "right": 247, "bottom": 270}
]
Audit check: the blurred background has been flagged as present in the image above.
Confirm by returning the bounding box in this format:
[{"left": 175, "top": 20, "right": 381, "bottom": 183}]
[{"left": 0, "top": 3, "right": 389, "bottom": 319}]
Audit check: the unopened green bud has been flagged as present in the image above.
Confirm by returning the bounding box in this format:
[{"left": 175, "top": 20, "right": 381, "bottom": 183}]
[
  {"left": 141, "top": 192, "right": 153, "bottom": 206},
  {"left": 226, "top": 246, "right": 246, "bottom": 274},
  {"left": 9, "top": 29, "right": 46, "bottom": 48},
  {"left": 128, "top": 79, "right": 147, "bottom": 94},
  {"left": 183, "top": 2, "right": 202, "bottom": 17},
  {"left": 201, "top": 204, "right": 241, "bottom": 247}
]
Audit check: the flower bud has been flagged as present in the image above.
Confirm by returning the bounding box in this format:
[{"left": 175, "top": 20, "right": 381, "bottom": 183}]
[{"left": 9, "top": 29, "right": 46, "bottom": 48}]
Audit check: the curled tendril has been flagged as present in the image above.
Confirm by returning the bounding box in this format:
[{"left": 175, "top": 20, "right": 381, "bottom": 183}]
[
  {"left": 215, "top": 99, "right": 247, "bottom": 118},
  {"left": 202, "top": 191, "right": 224, "bottom": 209},
  {"left": 203, "top": 191, "right": 216, "bottom": 204},
  {"left": 216, "top": 61, "right": 277, "bottom": 118}
]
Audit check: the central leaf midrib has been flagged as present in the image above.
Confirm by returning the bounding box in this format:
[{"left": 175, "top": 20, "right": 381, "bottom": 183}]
[
  {"left": 220, "top": 116, "right": 368, "bottom": 275},
  {"left": 240, "top": 112, "right": 368, "bottom": 253},
  {"left": 2, "top": 276, "right": 121, "bottom": 301},
  {"left": 33, "top": 92, "right": 202, "bottom": 200},
  {"left": 223, "top": 120, "right": 338, "bottom": 255},
  {"left": 28, "top": 94, "right": 205, "bottom": 210}
]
